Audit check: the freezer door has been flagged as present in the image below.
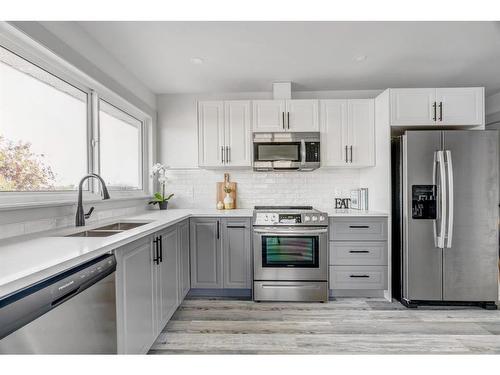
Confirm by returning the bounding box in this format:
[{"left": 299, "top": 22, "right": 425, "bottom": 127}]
[
  {"left": 442, "top": 131, "right": 499, "bottom": 302},
  {"left": 403, "top": 131, "right": 443, "bottom": 301}
]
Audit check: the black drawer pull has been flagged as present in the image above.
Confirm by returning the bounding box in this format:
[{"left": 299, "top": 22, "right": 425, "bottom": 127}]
[
  {"left": 349, "top": 250, "right": 370, "bottom": 253},
  {"left": 349, "top": 275, "right": 370, "bottom": 278},
  {"left": 227, "top": 226, "right": 246, "bottom": 229},
  {"left": 349, "top": 225, "right": 369, "bottom": 229}
]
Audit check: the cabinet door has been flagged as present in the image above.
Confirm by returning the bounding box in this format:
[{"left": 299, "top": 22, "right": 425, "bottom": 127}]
[
  {"left": 222, "top": 218, "right": 252, "bottom": 289},
  {"left": 252, "top": 100, "right": 286, "bottom": 132},
  {"left": 435, "top": 87, "right": 484, "bottom": 126},
  {"left": 116, "top": 237, "right": 155, "bottom": 354},
  {"left": 190, "top": 218, "right": 222, "bottom": 288},
  {"left": 156, "top": 226, "right": 179, "bottom": 330},
  {"left": 320, "top": 100, "right": 348, "bottom": 166},
  {"left": 286, "top": 99, "right": 319, "bottom": 132},
  {"left": 347, "top": 99, "right": 375, "bottom": 167},
  {"left": 390, "top": 88, "right": 436, "bottom": 126},
  {"left": 178, "top": 220, "right": 190, "bottom": 300},
  {"left": 224, "top": 101, "right": 252, "bottom": 166},
  {"left": 198, "top": 101, "right": 224, "bottom": 167}
]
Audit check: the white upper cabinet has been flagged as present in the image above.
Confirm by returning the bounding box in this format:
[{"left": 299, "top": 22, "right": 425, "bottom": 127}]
[
  {"left": 198, "top": 100, "right": 252, "bottom": 168},
  {"left": 252, "top": 100, "right": 286, "bottom": 132},
  {"left": 320, "top": 99, "right": 375, "bottom": 168},
  {"left": 348, "top": 99, "right": 375, "bottom": 167},
  {"left": 390, "top": 87, "right": 484, "bottom": 127},
  {"left": 224, "top": 101, "right": 252, "bottom": 167},
  {"left": 198, "top": 101, "right": 225, "bottom": 167},
  {"left": 252, "top": 99, "right": 319, "bottom": 132},
  {"left": 286, "top": 99, "right": 319, "bottom": 132},
  {"left": 435, "top": 88, "right": 484, "bottom": 125},
  {"left": 320, "top": 100, "right": 348, "bottom": 166}
]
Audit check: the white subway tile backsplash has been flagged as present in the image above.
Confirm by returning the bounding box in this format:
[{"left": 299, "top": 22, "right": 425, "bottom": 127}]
[{"left": 165, "top": 169, "right": 360, "bottom": 209}]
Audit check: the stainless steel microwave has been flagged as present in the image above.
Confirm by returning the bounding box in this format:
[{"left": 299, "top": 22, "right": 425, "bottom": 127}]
[{"left": 253, "top": 132, "right": 320, "bottom": 171}]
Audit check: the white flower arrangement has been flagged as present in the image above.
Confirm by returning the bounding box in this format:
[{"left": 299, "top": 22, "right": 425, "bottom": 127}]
[{"left": 149, "top": 163, "right": 174, "bottom": 207}]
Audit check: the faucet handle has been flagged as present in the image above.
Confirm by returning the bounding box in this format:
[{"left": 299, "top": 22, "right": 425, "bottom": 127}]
[{"left": 84, "top": 206, "right": 95, "bottom": 219}]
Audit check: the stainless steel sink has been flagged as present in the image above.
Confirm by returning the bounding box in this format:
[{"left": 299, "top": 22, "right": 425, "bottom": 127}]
[
  {"left": 66, "top": 230, "right": 124, "bottom": 237},
  {"left": 93, "top": 222, "right": 148, "bottom": 231},
  {"left": 65, "top": 221, "right": 150, "bottom": 237}
]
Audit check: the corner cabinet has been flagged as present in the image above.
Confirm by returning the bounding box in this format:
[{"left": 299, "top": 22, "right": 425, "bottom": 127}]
[
  {"left": 198, "top": 100, "right": 252, "bottom": 168},
  {"left": 190, "top": 217, "right": 251, "bottom": 290},
  {"left": 178, "top": 219, "right": 190, "bottom": 300},
  {"left": 320, "top": 99, "right": 375, "bottom": 167},
  {"left": 389, "top": 87, "right": 484, "bottom": 127},
  {"left": 252, "top": 99, "right": 319, "bottom": 132}
]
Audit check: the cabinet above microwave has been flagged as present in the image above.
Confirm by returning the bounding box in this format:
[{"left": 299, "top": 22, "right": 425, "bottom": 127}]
[{"left": 252, "top": 100, "right": 319, "bottom": 132}]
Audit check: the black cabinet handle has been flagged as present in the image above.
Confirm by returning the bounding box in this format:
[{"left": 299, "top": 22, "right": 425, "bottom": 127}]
[
  {"left": 287, "top": 112, "right": 290, "bottom": 130},
  {"left": 350, "top": 275, "right": 370, "bottom": 278},
  {"left": 439, "top": 101, "right": 443, "bottom": 121},
  {"left": 217, "top": 220, "right": 220, "bottom": 239},
  {"left": 153, "top": 237, "right": 159, "bottom": 264},
  {"left": 349, "top": 145, "right": 353, "bottom": 163},
  {"left": 349, "top": 250, "right": 370, "bottom": 253},
  {"left": 282, "top": 112, "right": 285, "bottom": 130},
  {"left": 226, "top": 225, "right": 246, "bottom": 229},
  {"left": 345, "top": 145, "right": 348, "bottom": 163},
  {"left": 158, "top": 235, "right": 163, "bottom": 263},
  {"left": 433, "top": 101, "right": 437, "bottom": 121},
  {"left": 349, "top": 225, "right": 369, "bottom": 229}
]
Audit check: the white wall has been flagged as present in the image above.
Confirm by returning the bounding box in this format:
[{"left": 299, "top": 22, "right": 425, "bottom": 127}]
[{"left": 8, "top": 21, "right": 156, "bottom": 116}]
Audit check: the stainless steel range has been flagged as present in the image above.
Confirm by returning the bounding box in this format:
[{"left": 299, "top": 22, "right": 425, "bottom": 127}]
[{"left": 252, "top": 206, "right": 329, "bottom": 302}]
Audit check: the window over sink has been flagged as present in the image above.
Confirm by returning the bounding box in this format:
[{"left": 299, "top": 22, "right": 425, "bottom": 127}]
[{"left": 0, "top": 38, "right": 151, "bottom": 206}]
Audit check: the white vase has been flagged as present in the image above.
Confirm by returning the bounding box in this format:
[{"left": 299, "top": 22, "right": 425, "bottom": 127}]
[{"left": 223, "top": 193, "right": 234, "bottom": 210}]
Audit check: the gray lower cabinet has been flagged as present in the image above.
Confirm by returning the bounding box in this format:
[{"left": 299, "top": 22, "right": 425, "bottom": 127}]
[
  {"left": 190, "top": 218, "right": 222, "bottom": 288},
  {"left": 178, "top": 219, "right": 191, "bottom": 300},
  {"left": 155, "top": 225, "right": 179, "bottom": 332},
  {"left": 115, "top": 236, "right": 156, "bottom": 354},
  {"left": 329, "top": 216, "right": 388, "bottom": 296},
  {"left": 222, "top": 218, "right": 252, "bottom": 289},
  {"left": 190, "top": 217, "right": 251, "bottom": 289}
]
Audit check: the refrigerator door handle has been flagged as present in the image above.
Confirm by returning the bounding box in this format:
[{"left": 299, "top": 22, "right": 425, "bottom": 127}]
[
  {"left": 445, "top": 150, "right": 454, "bottom": 248},
  {"left": 433, "top": 150, "right": 447, "bottom": 248}
]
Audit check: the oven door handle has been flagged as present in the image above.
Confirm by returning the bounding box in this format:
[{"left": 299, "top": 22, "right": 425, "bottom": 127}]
[{"left": 253, "top": 228, "right": 328, "bottom": 235}]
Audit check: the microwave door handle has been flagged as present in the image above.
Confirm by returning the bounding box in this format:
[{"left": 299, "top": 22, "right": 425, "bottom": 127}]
[
  {"left": 445, "top": 150, "right": 454, "bottom": 248},
  {"left": 300, "top": 140, "right": 306, "bottom": 165}
]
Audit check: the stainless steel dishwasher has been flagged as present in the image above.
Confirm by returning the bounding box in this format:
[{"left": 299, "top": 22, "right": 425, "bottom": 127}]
[{"left": 0, "top": 253, "right": 117, "bottom": 354}]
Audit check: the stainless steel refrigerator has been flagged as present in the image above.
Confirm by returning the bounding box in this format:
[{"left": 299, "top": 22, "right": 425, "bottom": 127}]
[{"left": 392, "top": 130, "right": 499, "bottom": 309}]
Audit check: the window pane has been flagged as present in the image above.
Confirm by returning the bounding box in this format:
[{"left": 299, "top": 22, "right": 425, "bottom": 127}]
[
  {"left": 0, "top": 46, "right": 88, "bottom": 191},
  {"left": 99, "top": 100, "right": 142, "bottom": 190}
]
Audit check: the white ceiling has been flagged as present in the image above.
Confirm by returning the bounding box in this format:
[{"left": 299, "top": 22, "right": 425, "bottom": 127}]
[{"left": 76, "top": 21, "right": 500, "bottom": 95}]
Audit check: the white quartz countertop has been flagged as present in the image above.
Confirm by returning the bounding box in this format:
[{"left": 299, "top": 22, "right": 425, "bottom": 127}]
[
  {"left": 324, "top": 209, "right": 389, "bottom": 217},
  {"left": 0, "top": 208, "right": 253, "bottom": 299}
]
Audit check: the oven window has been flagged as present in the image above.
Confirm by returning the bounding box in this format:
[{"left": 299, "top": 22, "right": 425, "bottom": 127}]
[
  {"left": 256, "top": 143, "right": 299, "bottom": 161},
  {"left": 262, "top": 236, "right": 319, "bottom": 268}
]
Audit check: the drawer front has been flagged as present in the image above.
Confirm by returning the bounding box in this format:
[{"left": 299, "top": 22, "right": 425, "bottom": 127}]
[
  {"left": 329, "top": 266, "right": 388, "bottom": 289},
  {"left": 329, "top": 217, "right": 387, "bottom": 241},
  {"left": 329, "top": 241, "right": 387, "bottom": 266}
]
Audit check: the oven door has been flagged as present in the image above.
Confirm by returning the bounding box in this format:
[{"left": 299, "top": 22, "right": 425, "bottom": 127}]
[{"left": 253, "top": 227, "right": 328, "bottom": 281}]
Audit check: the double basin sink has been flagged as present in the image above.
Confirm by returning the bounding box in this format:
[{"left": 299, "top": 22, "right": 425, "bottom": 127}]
[{"left": 65, "top": 222, "right": 149, "bottom": 237}]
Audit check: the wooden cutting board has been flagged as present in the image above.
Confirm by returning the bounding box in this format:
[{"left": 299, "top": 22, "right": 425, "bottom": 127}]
[{"left": 216, "top": 173, "right": 237, "bottom": 209}]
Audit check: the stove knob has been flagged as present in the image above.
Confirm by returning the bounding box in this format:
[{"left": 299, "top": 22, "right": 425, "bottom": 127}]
[
  {"left": 312, "top": 216, "right": 318, "bottom": 222},
  {"left": 319, "top": 215, "right": 325, "bottom": 221},
  {"left": 304, "top": 215, "right": 311, "bottom": 222}
]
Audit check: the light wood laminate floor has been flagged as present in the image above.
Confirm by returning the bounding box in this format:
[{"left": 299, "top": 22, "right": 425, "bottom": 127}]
[{"left": 149, "top": 298, "right": 500, "bottom": 354}]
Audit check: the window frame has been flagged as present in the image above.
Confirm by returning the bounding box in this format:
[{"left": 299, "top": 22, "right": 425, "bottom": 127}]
[{"left": 0, "top": 24, "right": 153, "bottom": 208}]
